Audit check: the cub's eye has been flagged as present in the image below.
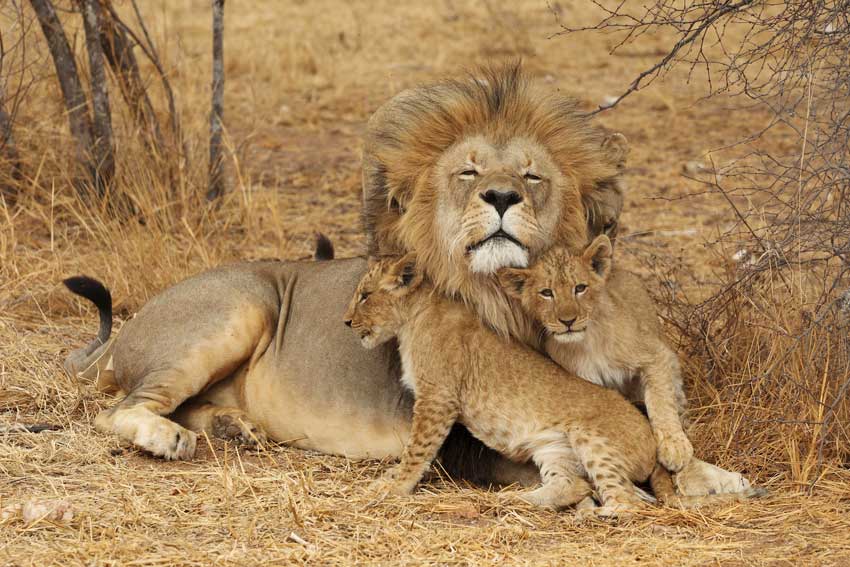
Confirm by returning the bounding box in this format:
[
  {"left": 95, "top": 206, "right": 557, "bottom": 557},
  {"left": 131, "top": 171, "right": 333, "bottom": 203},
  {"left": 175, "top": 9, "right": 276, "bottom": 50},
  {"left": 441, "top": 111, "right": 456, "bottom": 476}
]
[
  {"left": 359, "top": 292, "right": 371, "bottom": 303},
  {"left": 574, "top": 284, "right": 587, "bottom": 295},
  {"left": 539, "top": 289, "right": 554, "bottom": 298},
  {"left": 603, "top": 220, "right": 616, "bottom": 233},
  {"left": 459, "top": 169, "right": 478, "bottom": 180},
  {"left": 524, "top": 172, "right": 542, "bottom": 184}
]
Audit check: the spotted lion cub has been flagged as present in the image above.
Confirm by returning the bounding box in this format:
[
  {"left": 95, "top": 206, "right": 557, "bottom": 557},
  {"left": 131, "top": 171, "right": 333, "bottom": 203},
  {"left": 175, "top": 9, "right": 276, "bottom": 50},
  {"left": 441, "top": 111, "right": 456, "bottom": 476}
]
[
  {"left": 343, "top": 254, "right": 660, "bottom": 513},
  {"left": 498, "top": 235, "right": 694, "bottom": 473}
]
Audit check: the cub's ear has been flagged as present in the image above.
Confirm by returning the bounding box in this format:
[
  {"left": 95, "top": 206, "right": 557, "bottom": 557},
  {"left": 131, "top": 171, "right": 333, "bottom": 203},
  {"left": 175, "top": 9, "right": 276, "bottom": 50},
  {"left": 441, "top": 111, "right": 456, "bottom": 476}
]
[
  {"left": 497, "top": 268, "right": 529, "bottom": 298},
  {"left": 387, "top": 252, "right": 422, "bottom": 292},
  {"left": 582, "top": 235, "right": 613, "bottom": 279}
]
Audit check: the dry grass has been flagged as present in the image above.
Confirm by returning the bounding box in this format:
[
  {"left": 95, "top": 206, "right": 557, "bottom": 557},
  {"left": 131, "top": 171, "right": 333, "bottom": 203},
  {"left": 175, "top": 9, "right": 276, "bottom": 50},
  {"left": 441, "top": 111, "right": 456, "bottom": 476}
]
[{"left": 1, "top": 1, "right": 849, "bottom": 565}]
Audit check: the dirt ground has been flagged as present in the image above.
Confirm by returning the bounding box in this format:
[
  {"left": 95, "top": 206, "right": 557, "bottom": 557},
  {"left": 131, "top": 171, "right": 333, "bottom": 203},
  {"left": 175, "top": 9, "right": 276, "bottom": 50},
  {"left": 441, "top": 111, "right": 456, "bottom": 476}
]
[{"left": 2, "top": 1, "right": 849, "bottom": 565}]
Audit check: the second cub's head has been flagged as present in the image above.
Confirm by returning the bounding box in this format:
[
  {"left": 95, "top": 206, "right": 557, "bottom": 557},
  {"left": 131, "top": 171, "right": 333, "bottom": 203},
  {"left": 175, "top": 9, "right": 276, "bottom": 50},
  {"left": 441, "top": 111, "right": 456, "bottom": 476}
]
[
  {"left": 343, "top": 253, "right": 423, "bottom": 349},
  {"left": 497, "top": 235, "right": 613, "bottom": 343}
]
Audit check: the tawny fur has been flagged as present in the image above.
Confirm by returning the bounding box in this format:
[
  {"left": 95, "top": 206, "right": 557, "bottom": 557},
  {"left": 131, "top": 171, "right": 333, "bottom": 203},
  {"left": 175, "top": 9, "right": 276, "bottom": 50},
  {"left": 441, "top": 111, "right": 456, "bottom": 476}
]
[
  {"left": 498, "top": 235, "right": 694, "bottom": 473},
  {"left": 344, "top": 255, "right": 658, "bottom": 513},
  {"left": 362, "top": 63, "right": 626, "bottom": 339}
]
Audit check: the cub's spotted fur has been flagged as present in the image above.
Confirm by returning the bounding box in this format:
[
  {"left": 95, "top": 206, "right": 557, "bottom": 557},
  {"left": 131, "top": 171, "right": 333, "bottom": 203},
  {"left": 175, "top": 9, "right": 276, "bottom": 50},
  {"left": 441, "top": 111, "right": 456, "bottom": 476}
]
[
  {"left": 344, "top": 255, "right": 661, "bottom": 514},
  {"left": 498, "top": 235, "right": 693, "bottom": 472}
]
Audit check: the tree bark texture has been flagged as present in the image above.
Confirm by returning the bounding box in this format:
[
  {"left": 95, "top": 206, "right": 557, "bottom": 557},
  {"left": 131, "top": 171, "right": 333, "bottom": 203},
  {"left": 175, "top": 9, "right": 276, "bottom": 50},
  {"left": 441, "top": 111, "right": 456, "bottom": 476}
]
[
  {"left": 81, "top": 0, "right": 115, "bottom": 194},
  {"left": 207, "top": 0, "right": 225, "bottom": 201},
  {"left": 29, "top": 0, "right": 98, "bottom": 195}
]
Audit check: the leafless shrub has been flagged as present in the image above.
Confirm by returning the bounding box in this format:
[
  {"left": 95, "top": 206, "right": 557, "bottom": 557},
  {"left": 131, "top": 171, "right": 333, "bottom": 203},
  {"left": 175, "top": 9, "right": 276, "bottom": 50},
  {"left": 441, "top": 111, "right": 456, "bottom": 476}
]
[{"left": 555, "top": 1, "right": 850, "bottom": 483}]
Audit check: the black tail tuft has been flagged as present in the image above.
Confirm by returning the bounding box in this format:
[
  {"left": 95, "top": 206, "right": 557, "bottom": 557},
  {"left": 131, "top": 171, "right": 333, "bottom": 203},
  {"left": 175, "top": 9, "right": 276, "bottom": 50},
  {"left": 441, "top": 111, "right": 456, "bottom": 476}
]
[
  {"left": 314, "top": 232, "right": 335, "bottom": 261},
  {"left": 64, "top": 276, "right": 113, "bottom": 345}
]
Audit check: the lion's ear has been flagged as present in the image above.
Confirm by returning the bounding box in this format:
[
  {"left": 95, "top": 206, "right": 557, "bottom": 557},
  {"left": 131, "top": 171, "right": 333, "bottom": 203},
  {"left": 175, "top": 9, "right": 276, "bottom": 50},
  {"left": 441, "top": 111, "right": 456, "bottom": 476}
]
[
  {"left": 387, "top": 252, "right": 422, "bottom": 292},
  {"left": 582, "top": 235, "right": 613, "bottom": 279},
  {"left": 497, "top": 268, "right": 529, "bottom": 298},
  {"left": 601, "top": 132, "right": 629, "bottom": 168}
]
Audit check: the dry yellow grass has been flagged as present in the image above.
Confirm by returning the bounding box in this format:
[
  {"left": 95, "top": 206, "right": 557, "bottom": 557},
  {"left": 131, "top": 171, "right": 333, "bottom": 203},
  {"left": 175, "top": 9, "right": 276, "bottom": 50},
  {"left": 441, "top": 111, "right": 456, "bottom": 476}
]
[{"left": 1, "top": 1, "right": 849, "bottom": 565}]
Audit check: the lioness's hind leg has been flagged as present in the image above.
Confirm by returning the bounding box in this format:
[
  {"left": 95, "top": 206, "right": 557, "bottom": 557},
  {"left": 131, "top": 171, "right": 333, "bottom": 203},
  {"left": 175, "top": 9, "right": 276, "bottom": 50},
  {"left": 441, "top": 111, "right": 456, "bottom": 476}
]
[
  {"left": 171, "top": 401, "right": 267, "bottom": 447},
  {"left": 99, "top": 300, "right": 274, "bottom": 460}
]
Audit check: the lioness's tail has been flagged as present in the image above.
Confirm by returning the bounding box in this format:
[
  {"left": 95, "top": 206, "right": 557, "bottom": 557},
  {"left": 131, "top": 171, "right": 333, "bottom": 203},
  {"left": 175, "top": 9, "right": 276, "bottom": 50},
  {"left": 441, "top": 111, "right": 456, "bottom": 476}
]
[
  {"left": 314, "top": 232, "right": 334, "bottom": 260},
  {"left": 63, "top": 276, "right": 113, "bottom": 357},
  {"left": 649, "top": 465, "right": 767, "bottom": 508}
]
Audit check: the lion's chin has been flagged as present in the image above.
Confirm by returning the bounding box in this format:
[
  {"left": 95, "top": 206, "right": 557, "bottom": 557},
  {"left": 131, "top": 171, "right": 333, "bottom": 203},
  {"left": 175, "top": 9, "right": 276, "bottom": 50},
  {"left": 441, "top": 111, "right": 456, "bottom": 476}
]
[
  {"left": 552, "top": 330, "right": 587, "bottom": 344},
  {"left": 468, "top": 239, "right": 529, "bottom": 274},
  {"left": 359, "top": 332, "right": 390, "bottom": 349}
]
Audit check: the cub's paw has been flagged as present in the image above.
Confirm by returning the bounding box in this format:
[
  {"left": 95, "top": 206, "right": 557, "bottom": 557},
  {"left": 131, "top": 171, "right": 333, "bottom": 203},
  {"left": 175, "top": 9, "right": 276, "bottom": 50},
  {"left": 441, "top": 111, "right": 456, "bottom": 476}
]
[
  {"left": 517, "top": 486, "right": 559, "bottom": 509},
  {"left": 368, "top": 470, "right": 417, "bottom": 498},
  {"left": 576, "top": 501, "right": 637, "bottom": 522},
  {"left": 656, "top": 430, "right": 694, "bottom": 473},
  {"left": 211, "top": 413, "right": 267, "bottom": 447},
  {"left": 135, "top": 420, "right": 197, "bottom": 461}
]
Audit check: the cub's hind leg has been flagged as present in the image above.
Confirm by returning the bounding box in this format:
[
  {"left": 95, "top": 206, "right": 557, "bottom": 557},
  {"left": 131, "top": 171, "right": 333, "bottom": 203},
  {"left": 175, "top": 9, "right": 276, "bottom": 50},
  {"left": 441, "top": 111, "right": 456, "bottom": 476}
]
[
  {"left": 171, "top": 401, "right": 267, "bottom": 447},
  {"left": 97, "top": 302, "right": 273, "bottom": 460},
  {"left": 521, "top": 441, "right": 593, "bottom": 510},
  {"left": 571, "top": 431, "right": 648, "bottom": 517}
]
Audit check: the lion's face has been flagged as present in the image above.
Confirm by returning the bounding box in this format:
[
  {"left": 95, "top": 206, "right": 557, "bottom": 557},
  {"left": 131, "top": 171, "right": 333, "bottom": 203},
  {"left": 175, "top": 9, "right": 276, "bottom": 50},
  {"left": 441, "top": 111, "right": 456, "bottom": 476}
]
[
  {"left": 343, "top": 254, "right": 421, "bottom": 349},
  {"left": 432, "top": 136, "right": 565, "bottom": 275},
  {"left": 498, "top": 235, "right": 612, "bottom": 343},
  {"left": 362, "top": 65, "right": 626, "bottom": 337}
]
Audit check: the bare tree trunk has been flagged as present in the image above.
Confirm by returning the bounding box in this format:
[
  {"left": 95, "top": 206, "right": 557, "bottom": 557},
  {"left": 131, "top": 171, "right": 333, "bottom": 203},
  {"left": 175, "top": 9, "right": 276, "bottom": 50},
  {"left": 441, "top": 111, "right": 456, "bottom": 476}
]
[
  {"left": 207, "top": 0, "right": 225, "bottom": 201},
  {"left": 0, "top": 93, "right": 22, "bottom": 205},
  {"left": 99, "top": 2, "right": 165, "bottom": 156},
  {"left": 80, "top": 0, "right": 114, "bottom": 195},
  {"left": 29, "top": 0, "right": 97, "bottom": 196}
]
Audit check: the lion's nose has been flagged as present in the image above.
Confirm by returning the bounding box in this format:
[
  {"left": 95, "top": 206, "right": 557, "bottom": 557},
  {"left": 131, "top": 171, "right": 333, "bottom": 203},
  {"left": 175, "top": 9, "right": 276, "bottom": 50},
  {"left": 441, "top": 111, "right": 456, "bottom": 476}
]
[
  {"left": 481, "top": 189, "right": 523, "bottom": 217},
  {"left": 344, "top": 319, "right": 352, "bottom": 327},
  {"left": 559, "top": 317, "right": 576, "bottom": 329}
]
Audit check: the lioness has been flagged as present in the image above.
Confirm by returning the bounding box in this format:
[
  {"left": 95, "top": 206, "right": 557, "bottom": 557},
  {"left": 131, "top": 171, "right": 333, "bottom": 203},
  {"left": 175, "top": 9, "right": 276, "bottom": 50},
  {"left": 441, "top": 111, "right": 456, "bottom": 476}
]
[
  {"left": 343, "top": 254, "right": 658, "bottom": 514},
  {"left": 498, "top": 235, "right": 693, "bottom": 473}
]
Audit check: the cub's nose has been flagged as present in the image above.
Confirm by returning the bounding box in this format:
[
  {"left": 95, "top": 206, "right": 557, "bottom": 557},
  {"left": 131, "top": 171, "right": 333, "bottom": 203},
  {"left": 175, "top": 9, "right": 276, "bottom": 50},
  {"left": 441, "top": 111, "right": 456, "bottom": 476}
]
[
  {"left": 344, "top": 319, "right": 352, "bottom": 327},
  {"left": 559, "top": 317, "right": 576, "bottom": 329},
  {"left": 480, "top": 189, "right": 523, "bottom": 217}
]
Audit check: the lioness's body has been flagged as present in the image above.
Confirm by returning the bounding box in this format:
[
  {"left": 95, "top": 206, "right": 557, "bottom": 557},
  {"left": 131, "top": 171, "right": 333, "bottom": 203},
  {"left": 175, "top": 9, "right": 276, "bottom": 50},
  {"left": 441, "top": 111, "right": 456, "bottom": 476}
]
[
  {"left": 73, "top": 258, "right": 412, "bottom": 459},
  {"left": 344, "top": 256, "right": 656, "bottom": 511}
]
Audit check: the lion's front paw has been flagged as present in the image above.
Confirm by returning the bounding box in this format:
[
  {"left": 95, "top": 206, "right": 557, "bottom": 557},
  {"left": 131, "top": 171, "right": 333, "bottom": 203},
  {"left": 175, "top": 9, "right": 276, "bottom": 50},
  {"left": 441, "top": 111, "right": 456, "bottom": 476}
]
[
  {"left": 656, "top": 429, "right": 694, "bottom": 472},
  {"left": 674, "top": 459, "right": 752, "bottom": 496}
]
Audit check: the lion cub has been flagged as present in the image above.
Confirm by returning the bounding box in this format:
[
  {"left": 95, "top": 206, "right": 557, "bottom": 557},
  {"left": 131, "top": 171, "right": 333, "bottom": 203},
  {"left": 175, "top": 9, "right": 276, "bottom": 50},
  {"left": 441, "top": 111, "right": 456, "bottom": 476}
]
[
  {"left": 498, "top": 235, "right": 694, "bottom": 472},
  {"left": 343, "top": 255, "right": 658, "bottom": 513}
]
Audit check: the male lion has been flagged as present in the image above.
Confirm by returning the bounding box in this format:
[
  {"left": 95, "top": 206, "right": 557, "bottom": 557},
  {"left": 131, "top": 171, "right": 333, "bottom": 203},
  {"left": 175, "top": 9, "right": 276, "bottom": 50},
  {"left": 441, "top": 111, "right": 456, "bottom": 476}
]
[
  {"left": 361, "top": 63, "right": 753, "bottom": 497},
  {"left": 63, "top": 65, "right": 625, "bottom": 479}
]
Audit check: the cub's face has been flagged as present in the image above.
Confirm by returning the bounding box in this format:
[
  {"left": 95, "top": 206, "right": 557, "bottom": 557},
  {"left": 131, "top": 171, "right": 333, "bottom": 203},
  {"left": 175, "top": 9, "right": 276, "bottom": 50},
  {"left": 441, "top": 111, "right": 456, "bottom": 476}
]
[
  {"left": 498, "top": 235, "right": 613, "bottom": 343},
  {"left": 343, "top": 254, "right": 422, "bottom": 349},
  {"left": 432, "top": 136, "right": 566, "bottom": 274}
]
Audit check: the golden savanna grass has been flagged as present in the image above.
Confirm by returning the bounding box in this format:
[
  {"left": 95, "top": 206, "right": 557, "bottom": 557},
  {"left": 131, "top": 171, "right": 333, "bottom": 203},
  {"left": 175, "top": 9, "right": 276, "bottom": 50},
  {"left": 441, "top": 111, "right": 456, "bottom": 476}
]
[{"left": 1, "top": 1, "right": 849, "bottom": 565}]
